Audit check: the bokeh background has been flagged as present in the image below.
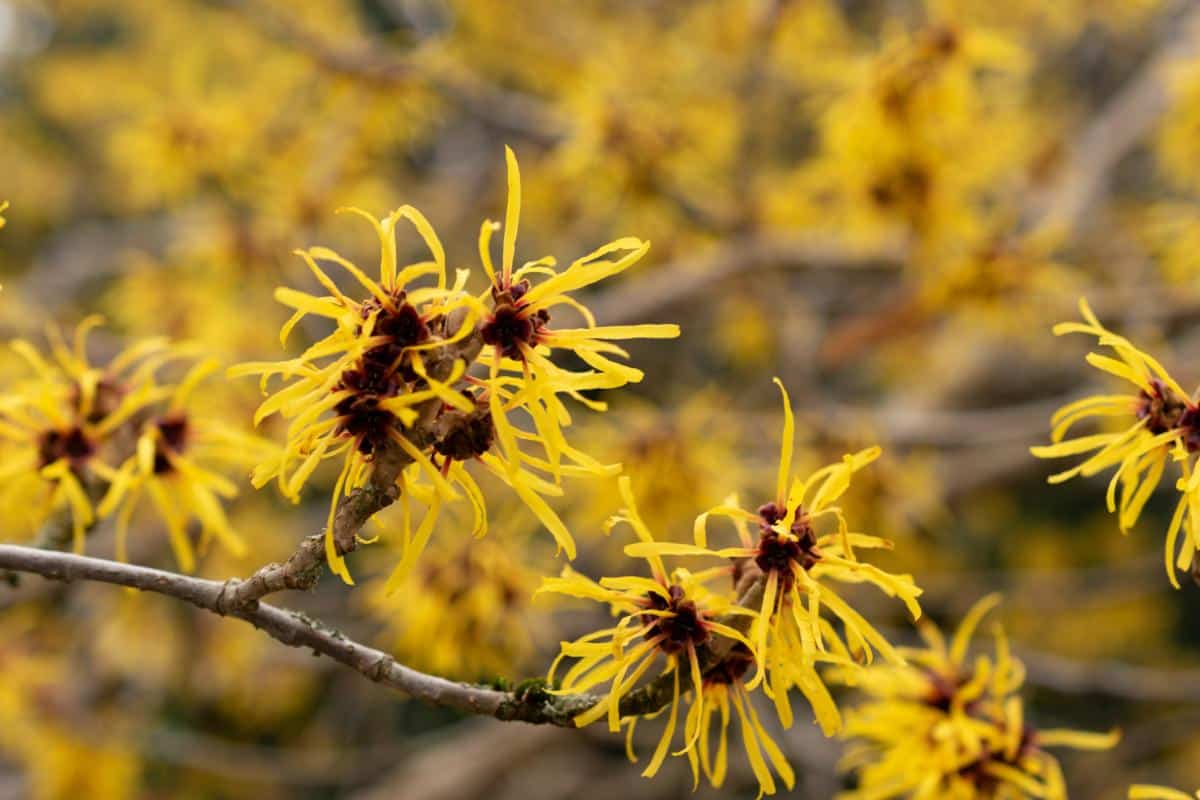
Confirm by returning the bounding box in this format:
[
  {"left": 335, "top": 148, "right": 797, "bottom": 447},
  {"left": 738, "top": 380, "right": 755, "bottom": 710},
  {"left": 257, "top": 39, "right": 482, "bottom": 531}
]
[{"left": 3, "top": 0, "right": 1200, "bottom": 797}]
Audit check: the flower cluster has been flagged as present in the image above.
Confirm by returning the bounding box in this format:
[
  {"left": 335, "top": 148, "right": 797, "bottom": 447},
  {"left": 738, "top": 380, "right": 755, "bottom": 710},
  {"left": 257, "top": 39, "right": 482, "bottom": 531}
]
[
  {"left": 835, "top": 594, "right": 1119, "bottom": 799},
  {"left": 0, "top": 318, "right": 272, "bottom": 568},
  {"left": 234, "top": 148, "right": 678, "bottom": 584},
  {"left": 1032, "top": 298, "right": 1200, "bottom": 586},
  {"left": 540, "top": 380, "right": 923, "bottom": 795},
  {"left": 538, "top": 476, "right": 786, "bottom": 793},
  {"left": 639, "top": 379, "right": 923, "bottom": 733}
]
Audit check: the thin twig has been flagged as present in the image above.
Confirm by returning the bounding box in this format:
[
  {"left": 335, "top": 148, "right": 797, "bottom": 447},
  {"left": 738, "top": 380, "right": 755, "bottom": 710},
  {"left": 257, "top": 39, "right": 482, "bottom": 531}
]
[
  {"left": 1019, "top": 647, "right": 1200, "bottom": 704},
  {"left": 0, "top": 545, "right": 766, "bottom": 727},
  {"left": 589, "top": 234, "right": 903, "bottom": 326},
  {"left": 220, "top": 0, "right": 566, "bottom": 143},
  {"left": 1030, "top": 1, "right": 1200, "bottom": 239},
  {"left": 0, "top": 544, "right": 580, "bottom": 725},
  {"left": 796, "top": 396, "right": 1062, "bottom": 448}
]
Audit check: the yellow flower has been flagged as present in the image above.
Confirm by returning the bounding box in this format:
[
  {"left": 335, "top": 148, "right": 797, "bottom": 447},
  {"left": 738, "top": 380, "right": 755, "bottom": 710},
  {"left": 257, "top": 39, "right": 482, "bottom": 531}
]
[
  {"left": 782, "top": 20, "right": 1029, "bottom": 251},
  {"left": 0, "top": 318, "right": 176, "bottom": 549},
  {"left": 233, "top": 196, "right": 479, "bottom": 494},
  {"left": 916, "top": 232, "right": 1080, "bottom": 333},
  {"left": 836, "top": 594, "right": 1119, "bottom": 799},
  {"left": 235, "top": 148, "right": 679, "bottom": 584},
  {"left": 631, "top": 378, "right": 922, "bottom": 736},
  {"left": 97, "top": 357, "right": 277, "bottom": 571},
  {"left": 231, "top": 190, "right": 500, "bottom": 583},
  {"left": 476, "top": 146, "right": 679, "bottom": 482},
  {"left": 682, "top": 643, "right": 796, "bottom": 796},
  {"left": 366, "top": 529, "right": 540, "bottom": 680},
  {"left": 1130, "top": 787, "right": 1200, "bottom": 800},
  {"left": 1031, "top": 297, "right": 1200, "bottom": 586},
  {"left": 538, "top": 477, "right": 760, "bottom": 784},
  {"left": 0, "top": 200, "right": 7, "bottom": 229}
]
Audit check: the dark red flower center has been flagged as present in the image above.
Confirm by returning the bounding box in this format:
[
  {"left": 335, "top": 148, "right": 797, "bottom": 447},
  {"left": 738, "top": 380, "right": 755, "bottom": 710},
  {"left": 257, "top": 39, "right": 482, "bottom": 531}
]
[
  {"left": 868, "top": 161, "right": 931, "bottom": 212},
  {"left": 433, "top": 402, "right": 495, "bottom": 461},
  {"left": 1135, "top": 378, "right": 1200, "bottom": 452},
  {"left": 704, "top": 643, "right": 754, "bottom": 687},
  {"left": 333, "top": 393, "right": 397, "bottom": 456},
  {"left": 481, "top": 280, "right": 550, "bottom": 360},
  {"left": 37, "top": 426, "right": 95, "bottom": 469},
  {"left": 956, "top": 728, "right": 1037, "bottom": 789},
  {"left": 152, "top": 414, "right": 189, "bottom": 474},
  {"left": 482, "top": 304, "right": 548, "bottom": 360},
  {"left": 1137, "top": 378, "right": 1188, "bottom": 435},
  {"left": 755, "top": 501, "right": 821, "bottom": 592},
  {"left": 357, "top": 295, "right": 430, "bottom": 382},
  {"left": 373, "top": 301, "right": 429, "bottom": 349},
  {"left": 332, "top": 298, "right": 436, "bottom": 458},
  {"left": 642, "top": 583, "right": 710, "bottom": 655},
  {"left": 924, "top": 668, "right": 965, "bottom": 712},
  {"left": 333, "top": 357, "right": 406, "bottom": 457},
  {"left": 339, "top": 354, "right": 404, "bottom": 398}
]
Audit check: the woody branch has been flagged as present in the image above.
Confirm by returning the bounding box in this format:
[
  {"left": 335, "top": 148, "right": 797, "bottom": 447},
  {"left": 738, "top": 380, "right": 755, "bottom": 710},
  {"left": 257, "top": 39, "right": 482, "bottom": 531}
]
[{"left": 0, "top": 544, "right": 765, "bottom": 727}]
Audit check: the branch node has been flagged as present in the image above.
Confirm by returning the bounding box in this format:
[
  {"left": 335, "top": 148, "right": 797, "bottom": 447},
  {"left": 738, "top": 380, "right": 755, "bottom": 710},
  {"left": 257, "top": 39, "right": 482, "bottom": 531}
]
[
  {"left": 369, "top": 654, "right": 396, "bottom": 681},
  {"left": 213, "top": 577, "right": 246, "bottom": 615}
]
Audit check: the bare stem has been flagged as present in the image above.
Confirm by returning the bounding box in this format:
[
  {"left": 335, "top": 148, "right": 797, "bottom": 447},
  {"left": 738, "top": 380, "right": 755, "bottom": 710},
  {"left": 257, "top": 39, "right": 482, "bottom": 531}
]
[{"left": 0, "top": 544, "right": 764, "bottom": 727}]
